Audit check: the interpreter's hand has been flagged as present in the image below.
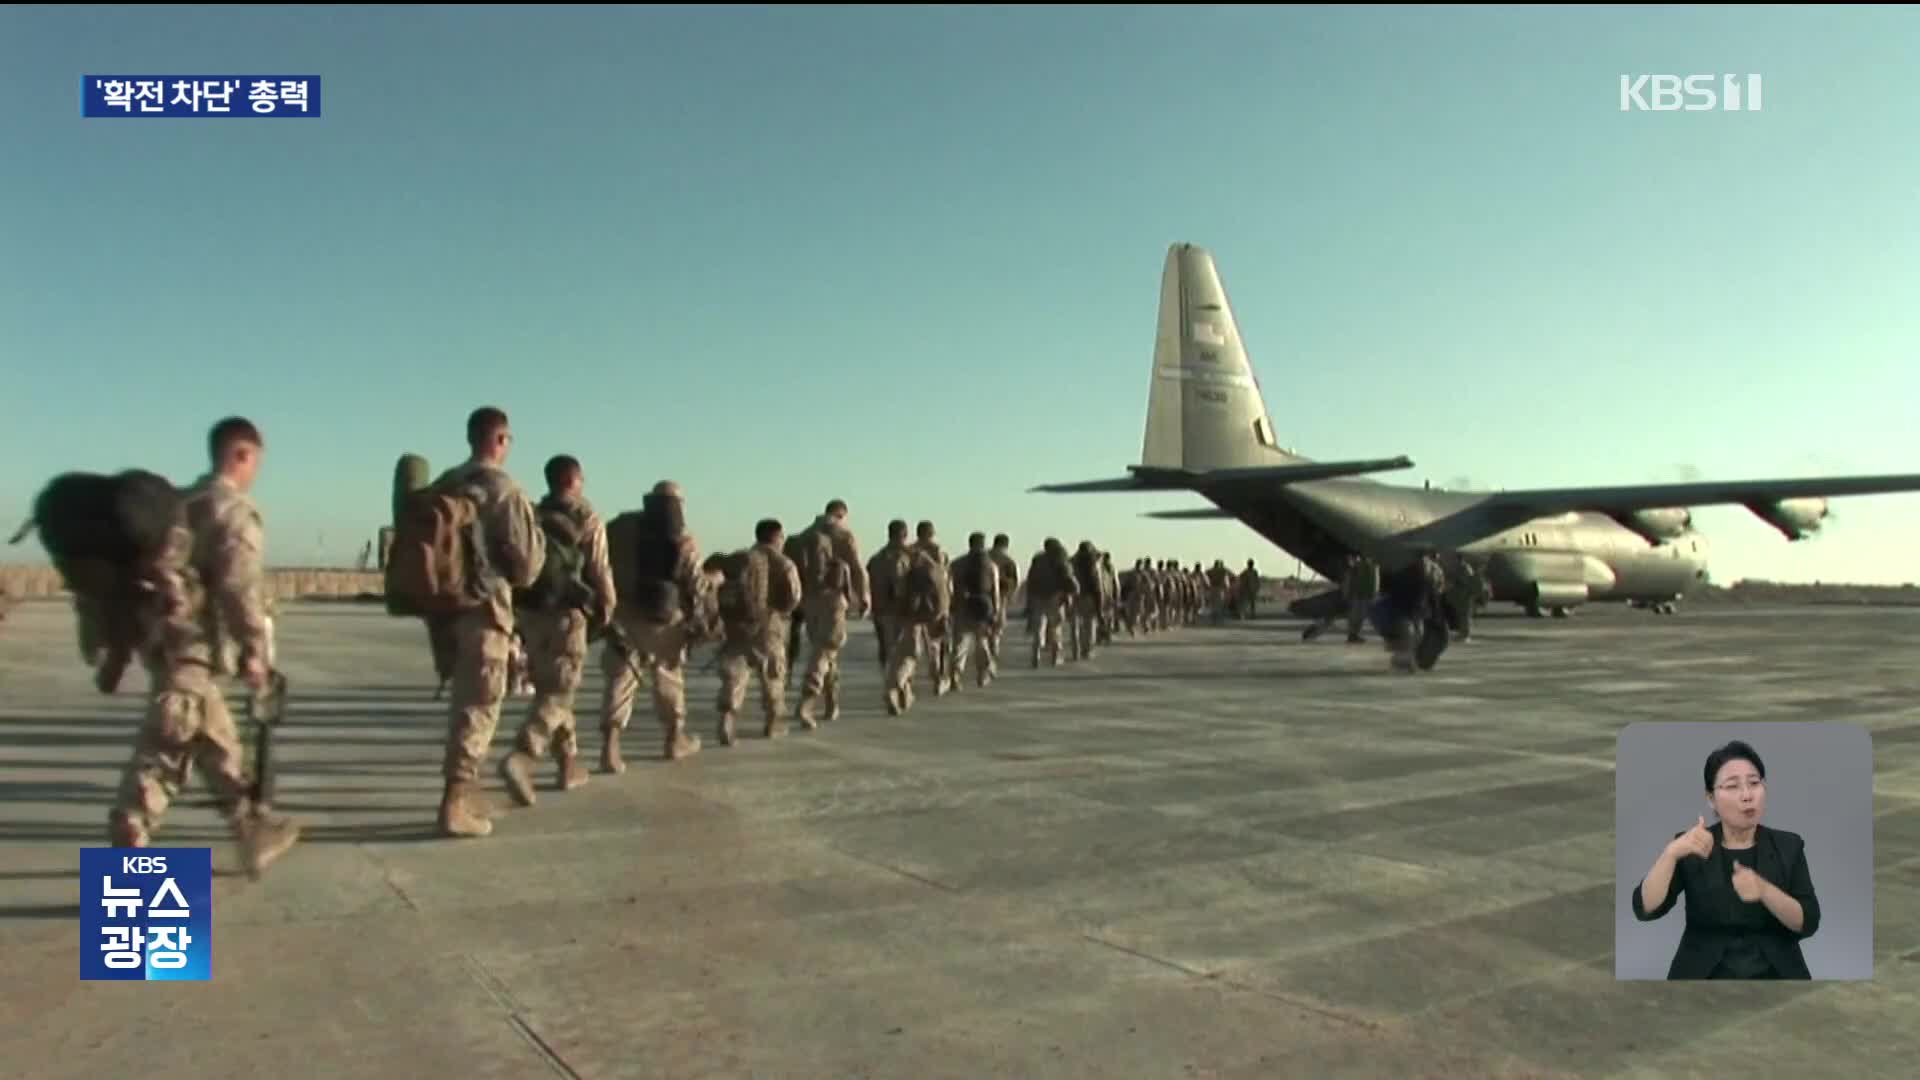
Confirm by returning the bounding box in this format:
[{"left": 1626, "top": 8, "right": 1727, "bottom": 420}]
[
  {"left": 1666, "top": 816, "right": 1715, "bottom": 861},
  {"left": 1731, "top": 862, "right": 1768, "bottom": 903}
]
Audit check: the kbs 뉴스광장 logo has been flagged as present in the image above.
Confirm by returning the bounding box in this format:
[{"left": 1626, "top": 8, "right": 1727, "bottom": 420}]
[{"left": 80, "top": 848, "right": 213, "bottom": 981}]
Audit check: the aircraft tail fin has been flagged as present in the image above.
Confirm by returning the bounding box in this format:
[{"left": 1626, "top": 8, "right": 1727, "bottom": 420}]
[{"left": 1140, "top": 244, "right": 1307, "bottom": 473}]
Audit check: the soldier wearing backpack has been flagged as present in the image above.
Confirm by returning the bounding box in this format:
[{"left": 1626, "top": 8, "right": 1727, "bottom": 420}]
[
  {"left": 71, "top": 418, "right": 300, "bottom": 874},
  {"left": 1097, "top": 551, "right": 1120, "bottom": 645},
  {"left": 601, "top": 481, "right": 710, "bottom": 768},
  {"left": 497, "top": 455, "right": 616, "bottom": 809},
  {"left": 393, "top": 407, "right": 546, "bottom": 839},
  {"left": 910, "top": 521, "right": 951, "bottom": 693},
  {"left": 945, "top": 532, "right": 1001, "bottom": 692},
  {"left": 1069, "top": 541, "right": 1104, "bottom": 661},
  {"left": 880, "top": 532, "right": 950, "bottom": 716},
  {"left": 713, "top": 519, "right": 803, "bottom": 745},
  {"left": 986, "top": 534, "right": 1019, "bottom": 666},
  {"left": 1025, "top": 539, "right": 1079, "bottom": 668},
  {"left": 867, "top": 520, "right": 912, "bottom": 671},
  {"left": 789, "top": 499, "right": 870, "bottom": 728}
]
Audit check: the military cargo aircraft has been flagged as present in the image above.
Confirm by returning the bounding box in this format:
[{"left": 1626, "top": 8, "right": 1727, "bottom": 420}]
[{"left": 1033, "top": 244, "right": 1920, "bottom": 619}]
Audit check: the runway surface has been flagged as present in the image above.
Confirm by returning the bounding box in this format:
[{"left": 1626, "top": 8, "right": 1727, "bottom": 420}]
[{"left": 2, "top": 601, "right": 1917, "bottom": 1078}]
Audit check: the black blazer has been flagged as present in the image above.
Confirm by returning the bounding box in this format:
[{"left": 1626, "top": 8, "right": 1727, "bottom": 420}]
[{"left": 1631, "top": 822, "right": 1822, "bottom": 979}]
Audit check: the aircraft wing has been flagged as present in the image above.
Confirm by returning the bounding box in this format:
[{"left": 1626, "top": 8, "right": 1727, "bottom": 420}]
[
  {"left": 1143, "top": 508, "right": 1234, "bottom": 520},
  {"left": 1030, "top": 456, "right": 1413, "bottom": 494},
  {"left": 1392, "top": 473, "right": 1920, "bottom": 549}
]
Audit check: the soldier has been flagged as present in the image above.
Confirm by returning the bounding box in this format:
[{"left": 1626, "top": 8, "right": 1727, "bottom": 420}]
[
  {"left": 946, "top": 532, "right": 1001, "bottom": 691},
  {"left": 1134, "top": 558, "right": 1160, "bottom": 633},
  {"left": 1374, "top": 549, "right": 1449, "bottom": 673},
  {"left": 1237, "top": 559, "right": 1260, "bottom": 619},
  {"left": 105, "top": 417, "right": 299, "bottom": 874},
  {"left": 868, "top": 520, "right": 911, "bottom": 672},
  {"left": 1442, "top": 551, "right": 1487, "bottom": 643},
  {"left": 1207, "top": 559, "right": 1233, "bottom": 623},
  {"left": 1346, "top": 553, "right": 1379, "bottom": 643},
  {"left": 911, "top": 521, "right": 951, "bottom": 692},
  {"left": 881, "top": 534, "right": 949, "bottom": 715},
  {"left": 1026, "top": 539, "right": 1078, "bottom": 667},
  {"left": 791, "top": 499, "right": 870, "bottom": 727},
  {"left": 427, "top": 407, "right": 546, "bottom": 839},
  {"left": 1161, "top": 560, "right": 1182, "bottom": 627},
  {"left": 601, "top": 480, "right": 710, "bottom": 770},
  {"left": 499, "top": 455, "right": 616, "bottom": 807},
  {"left": 1096, "top": 551, "right": 1120, "bottom": 645},
  {"left": 986, "top": 533, "right": 1020, "bottom": 668},
  {"left": 714, "top": 519, "right": 802, "bottom": 744},
  {"left": 1068, "top": 542, "right": 1103, "bottom": 660}
]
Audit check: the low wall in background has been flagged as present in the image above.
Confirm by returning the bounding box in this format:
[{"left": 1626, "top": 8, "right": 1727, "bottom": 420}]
[{"left": 0, "top": 565, "right": 383, "bottom": 603}]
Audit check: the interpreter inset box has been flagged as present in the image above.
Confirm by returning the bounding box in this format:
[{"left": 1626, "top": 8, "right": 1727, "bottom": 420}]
[{"left": 1615, "top": 722, "right": 1872, "bottom": 981}]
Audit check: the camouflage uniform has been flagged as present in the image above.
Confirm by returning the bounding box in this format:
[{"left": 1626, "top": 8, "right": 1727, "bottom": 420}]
[
  {"left": 912, "top": 536, "right": 950, "bottom": 692},
  {"left": 1096, "top": 552, "right": 1119, "bottom": 645},
  {"left": 882, "top": 545, "right": 945, "bottom": 714},
  {"left": 1377, "top": 554, "right": 1447, "bottom": 672},
  {"left": 866, "top": 546, "right": 897, "bottom": 670},
  {"left": 1206, "top": 561, "right": 1232, "bottom": 623},
  {"left": 107, "top": 473, "right": 299, "bottom": 874},
  {"left": 793, "top": 514, "right": 869, "bottom": 726},
  {"left": 946, "top": 547, "right": 1001, "bottom": 691},
  {"left": 1131, "top": 560, "right": 1157, "bottom": 633},
  {"left": 716, "top": 543, "right": 802, "bottom": 743},
  {"left": 601, "top": 528, "right": 711, "bottom": 767},
  {"left": 432, "top": 460, "right": 545, "bottom": 839},
  {"left": 1157, "top": 561, "right": 1178, "bottom": 628},
  {"left": 1069, "top": 544, "right": 1103, "bottom": 661},
  {"left": 1236, "top": 562, "right": 1260, "bottom": 619},
  {"left": 501, "top": 493, "right": 615, "bottom": 806},
  {"left": 1026, "top": 543, "right": 1078, "bottom": 667},
  {"left": 987, "top": 539, "right": 1020, "bottom": 668},
  {"left": 1443, "top": 554, "right": 1487, "bottom": 642}
]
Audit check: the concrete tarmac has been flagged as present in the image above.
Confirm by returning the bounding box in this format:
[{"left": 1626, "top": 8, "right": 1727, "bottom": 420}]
[{"left": 2, "top": 601, "right": 1917, "bottom": 1078}]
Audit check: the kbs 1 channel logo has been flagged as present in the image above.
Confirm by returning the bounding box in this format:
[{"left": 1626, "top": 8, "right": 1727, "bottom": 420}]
[
  {"left": 80, "top": 848, "right": 214, "bottom": 981},
  {"left": 81, "top": 76, "right": 322, "bottom": 118}
]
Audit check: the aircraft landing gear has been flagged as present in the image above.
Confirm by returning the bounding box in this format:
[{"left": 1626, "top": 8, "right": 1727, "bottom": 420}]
[
  {"left": 1526, "top": 604, "right": 1545, "bottom": 619},
  {"left": 1550, "top": 606, "right": 1571, "bottom": 619}
]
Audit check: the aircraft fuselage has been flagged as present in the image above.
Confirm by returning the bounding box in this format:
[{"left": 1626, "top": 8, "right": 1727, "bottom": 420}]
[{"left": 1202, "top": 477, "right": 1709, "bottom": 609}]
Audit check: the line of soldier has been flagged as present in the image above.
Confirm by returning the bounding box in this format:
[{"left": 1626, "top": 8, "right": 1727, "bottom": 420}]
[
  {"left": 82, "top": 405, "right": 1274, "bottom": 871},
  {"left": 391, "top": 408, "right": 1255, "bottom": 841}
]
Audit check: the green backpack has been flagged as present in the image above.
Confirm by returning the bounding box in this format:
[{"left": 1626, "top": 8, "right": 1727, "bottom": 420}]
[{"left": 515, "top": 498, "right": 593, "bottom": 615}]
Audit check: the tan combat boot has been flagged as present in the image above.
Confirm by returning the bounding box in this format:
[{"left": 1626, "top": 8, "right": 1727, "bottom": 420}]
[
  {"left": 823, "top": 679, "right": 840, "bottom": 722},
  {"left": 665, "top": 725, "right": 702, "bottom": 760},
  {"left": 600, "top": 726, "right": 625, "bottom": 774},
  {"left": 500, "top": 749, "right": 540, "bottom": 807},
  {"left": 796, "top": 694, "right": 819, "bottom": 731},
  {"left": 764, "top": 713, "right": 789, "bottom": 740},
  {"left": 439, "top": 780, "right": 493, "bottom": 838},
  {"left": 555, "top": 749, "right": 590, "bottom": 792},
  {"left": 108, "top": 811, "right": 147, "bottom": 848},
  {"left": 717, "top": 712, "right": 737, "bottom": 747},
  {"left": 235, "top": 812, "right": 301, "bottom": 880}
]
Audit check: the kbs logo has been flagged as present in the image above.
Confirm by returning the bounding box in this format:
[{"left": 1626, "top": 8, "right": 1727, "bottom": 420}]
[
  {"left": 80, "top": 847, "right": 213, "bottom": 981},
  {"left": 1620, "top": 75, "right": 1762, "bottom": 112}
]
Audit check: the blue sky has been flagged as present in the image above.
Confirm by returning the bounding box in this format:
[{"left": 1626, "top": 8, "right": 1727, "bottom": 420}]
[{"left": 3, "top": 6, "right": 1916, "bottom": 583}]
